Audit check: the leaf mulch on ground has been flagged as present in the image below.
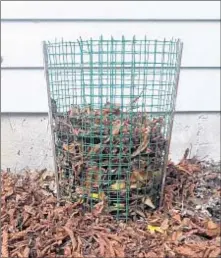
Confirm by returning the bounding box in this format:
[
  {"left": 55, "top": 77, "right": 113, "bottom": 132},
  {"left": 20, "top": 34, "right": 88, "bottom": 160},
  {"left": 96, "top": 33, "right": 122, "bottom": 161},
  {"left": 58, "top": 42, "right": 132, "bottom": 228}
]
[{"left": 1, "top": 156, "right": 220, "bottom": 258}]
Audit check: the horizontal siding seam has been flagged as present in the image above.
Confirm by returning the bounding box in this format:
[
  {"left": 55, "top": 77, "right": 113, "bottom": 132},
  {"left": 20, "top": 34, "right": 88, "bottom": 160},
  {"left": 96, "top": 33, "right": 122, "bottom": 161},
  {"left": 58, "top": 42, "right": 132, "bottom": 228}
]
[
  {"left": 1, "top": 18, "right": 221, "bottom": 23},
  {"left": 1, "top": 67, "right": 221, "bottom": 70},
  {"left": 1, "top": 111, "right": 220, "bottom": 115}
]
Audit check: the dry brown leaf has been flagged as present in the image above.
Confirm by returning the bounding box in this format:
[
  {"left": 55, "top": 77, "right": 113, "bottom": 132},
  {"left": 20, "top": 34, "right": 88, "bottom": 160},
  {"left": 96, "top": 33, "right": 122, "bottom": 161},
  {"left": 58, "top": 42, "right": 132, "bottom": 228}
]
[
  {"left": 40, "top": 243, "right": 54, "bottom": 256},
  {"left": 1, "top": 154, "right": 220, "bottom": 258},
  {"left": 164, "top": 243, "right": 176, "bottom": 257},
  {"left": 32, "top": 224, "right": 47, "bottom": 232},
  {"left": 215, "top": 236, "right": 221, "bottom": 246},
  {"left": 171, "top": 231, "right": 183, "bottom": 242},
  {"left": 10, "top": 250, "right": 24, "bottom": 258},
  {"left": 172, "top": 213, "right": 182, "bottom": 223},
  {"left": 207, "top": 227, "right": 221, "bottom": 238},
  {"left": 63, "top": 226, "right": 78, "bottom": 253},
  {"left": 175, "top": 246, "right": 197, "bottom": 257},
  {"left": 207, "top": 220, "right": 219, "bottom": 230},
  {"left": 10, "top": 230, "right": 28, "bottom": 241},
  {"left": 181, "top": 217, "right": 191, "bottom": 228},
  {"left": 100, "top": 233, "right": 123, "bottom": 243},
  {"left": 73, "top": 160, "right": 84, "bottom": 177},
  {"left": 102, "top": 108, "right": 111, "bottom": 115},
  {"left": 55, "top": 227, "right": 68, "bottom": 241},
  {"left": 160, "top": 218, "right": 169, "bottom": 231},
  {"left": 23, "top": 246, "right": 30, "bottom": 258},
  {"left": 100, "top": 102, "right": 120, "bottom": 116},
  {"left": 10, "top": 240, "right": 29, "bottom": 252},
  {"left": 1, "top": 229, "right": 9, "bottom": 258},
  {"left": 7, "top": 208, "right": 16, "bottom": 224},
  {"left": 112, "top": 120, "right": 122, "bottom": 135},
  {"left": 208, "top": 247, "right": 221, "bottom": 258},
  {"left": 45, "top": 195, "right": 57, "bottom": 204},
  {"left": 103, "top": 237, "right": 116, "bottom": 257},
  {"left": 40, "top": 170, "right": 55, "bottom": 181},
  {"left": 5, "top": 187, "right": 14, "bottom": 198},
  {"left": 84, "top": 105, "right": 92, "bottom": 115},
  {"left": 201, "top": 220, "right": 221, "bottom": 237},
  {"left": 69, "top": 105, "right": 80, "bottom": 117},
  {"left": 64, "top": 245, "right": 72, "bottom": 256},
  {"left": 175, "top": 165, "right": 192, "bottom": 175},
  {"left": 145, "top": 251, "right": 159, "bottom": 257},
  {"left": 93, "top": 234, "right": 105, "bottom": 257},
  {"left": 130, "top": 169, "right": 151, "bottom": 184},
  {"left": 185, "top": 229, "right": 200, "bottom": 239},
  {"left": 73, "top": 251, "right": 84, "bottom": 258},
  {"left": 88, "top": 143, "right": 101, "bottom": 155},
  {"left": 142, "top": 197, "right": 156, "bottom": 209},
  {"left": 76, "top": 235, "right": 82, "bottom": 254},
  {"left": 21, "top": 213, "right": 30, "bottom": 227},
  {"left": 63, "top": 142, "right": 76, "bottom": 154},
  {"left": 131, "top": 127, "right": 151, "bottom": 157},
  {"left": 189, "top": 164, "right": 201, "bottom": 172},
  {"left": 204, "top": 247, "right": 212, "bottom": 258},
  {"left": 85, "top": 166, "right": 101, "bottom": 188},
  {"left": 138, "top": 252, "right": 144, "bottom": 258},
  {"left": 113, "top": 245, "right": 125, "bottom": 257},
  {"left": 92, "top": 201, "right": 105, "bottom": 217},
  {"left": 107, "top": 241, "right": 116, "bottom": 257},
  {"left": 23, "top": 205, "right": 36, "bottom": 216}
]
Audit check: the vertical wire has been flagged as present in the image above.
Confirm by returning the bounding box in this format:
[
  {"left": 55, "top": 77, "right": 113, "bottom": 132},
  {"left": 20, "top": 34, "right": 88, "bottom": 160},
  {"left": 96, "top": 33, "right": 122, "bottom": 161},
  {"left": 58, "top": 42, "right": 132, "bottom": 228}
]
[{"left": 159, "top": 40, "right": 183, "bottom": 206}]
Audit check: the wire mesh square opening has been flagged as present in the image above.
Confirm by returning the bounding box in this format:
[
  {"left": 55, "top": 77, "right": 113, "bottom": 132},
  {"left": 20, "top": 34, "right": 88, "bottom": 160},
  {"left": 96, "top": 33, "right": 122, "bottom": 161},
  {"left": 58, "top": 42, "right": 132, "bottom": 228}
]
[{"left": 43, "top": 36, "right": 183, "bottom": 220}]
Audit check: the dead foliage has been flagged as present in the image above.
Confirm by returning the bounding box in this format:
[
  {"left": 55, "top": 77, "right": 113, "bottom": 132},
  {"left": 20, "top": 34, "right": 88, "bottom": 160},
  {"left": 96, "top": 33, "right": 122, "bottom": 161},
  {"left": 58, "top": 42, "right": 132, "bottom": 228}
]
[
  {"left": 1, "top": 155, "right": 220, "bottom": 257},
  {"left": 53, "top": 102, "right": 167, "bottom": 215}
]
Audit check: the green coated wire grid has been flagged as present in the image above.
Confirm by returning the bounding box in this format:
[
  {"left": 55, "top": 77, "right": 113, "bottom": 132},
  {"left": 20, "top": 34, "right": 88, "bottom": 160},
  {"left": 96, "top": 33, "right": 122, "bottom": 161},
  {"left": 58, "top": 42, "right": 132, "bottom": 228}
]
[{"left": 43, "top": 36, "right": 183, "bottom": 220}]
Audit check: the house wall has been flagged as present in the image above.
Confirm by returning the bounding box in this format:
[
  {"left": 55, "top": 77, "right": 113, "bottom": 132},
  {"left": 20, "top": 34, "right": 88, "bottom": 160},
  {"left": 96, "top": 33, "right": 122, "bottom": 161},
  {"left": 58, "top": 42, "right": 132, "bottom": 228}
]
[{"left": 1, "top": 1, "right": 220, "bottom": 170}]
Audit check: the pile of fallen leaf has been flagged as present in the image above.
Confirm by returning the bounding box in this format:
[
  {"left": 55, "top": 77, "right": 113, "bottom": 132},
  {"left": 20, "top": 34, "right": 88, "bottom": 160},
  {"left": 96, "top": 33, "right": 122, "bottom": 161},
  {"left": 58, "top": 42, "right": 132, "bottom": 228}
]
[
  {"left": 1, "top": 156, "right": 220, "bottom": 258},
  {"left": 53, "top": 101, "right": 167, "bottom": 215}
]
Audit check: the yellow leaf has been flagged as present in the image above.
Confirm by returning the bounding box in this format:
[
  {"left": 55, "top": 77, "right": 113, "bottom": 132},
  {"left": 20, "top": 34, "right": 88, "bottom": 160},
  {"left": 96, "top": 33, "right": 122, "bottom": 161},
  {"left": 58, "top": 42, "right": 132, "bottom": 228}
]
[
  {"left": 110, "top": 180, "right": 126, "bottom": 190},
  {"left": 90, "top": 192, "right": 106, "bottom": 201},
  {"left": 113, "top": 203, "right": 125, "bottom": 208},
  {"left": 79, "top": 199, "right": 84, "bottom": 204},
  {"left": 91, "top": 193, "right": 99, "bottom": 199},
  {"left": 147, "top": 225, "right": 164, "bottom": 234},
  {"left": 98, "top": 192, "right": 106, "bottom": 201}
]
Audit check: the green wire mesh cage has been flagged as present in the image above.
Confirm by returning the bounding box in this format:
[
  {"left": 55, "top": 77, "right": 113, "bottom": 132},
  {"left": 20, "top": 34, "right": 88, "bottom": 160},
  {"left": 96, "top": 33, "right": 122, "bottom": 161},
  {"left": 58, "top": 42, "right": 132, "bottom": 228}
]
[{"left": 43, "top": 36, "right": 183, "bottom": 220}]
